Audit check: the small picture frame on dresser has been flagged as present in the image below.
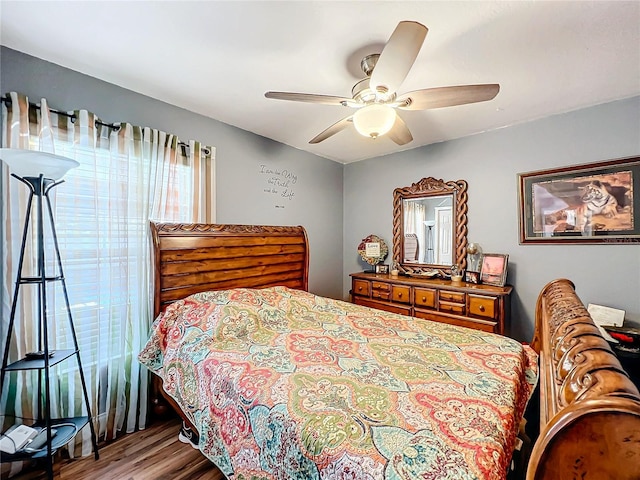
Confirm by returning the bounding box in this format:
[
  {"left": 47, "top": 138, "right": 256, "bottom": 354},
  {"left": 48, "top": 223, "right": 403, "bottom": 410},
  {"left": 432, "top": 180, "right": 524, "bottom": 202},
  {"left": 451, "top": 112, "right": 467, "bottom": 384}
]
[
  {"left": 375, "top": 264, "right": 389, "bottom": 274},
  {"left": 479, "top": 253, "right": 509, "bottom": 287},
  {"left": 465, "top": 271, "right": 480, "bottom": 284}
]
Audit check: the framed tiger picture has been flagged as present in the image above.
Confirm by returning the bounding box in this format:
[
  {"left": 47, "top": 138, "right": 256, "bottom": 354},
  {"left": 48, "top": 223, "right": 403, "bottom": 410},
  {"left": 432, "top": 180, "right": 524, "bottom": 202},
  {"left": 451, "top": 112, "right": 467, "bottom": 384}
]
[{"left": 518, "top": 156, "right": 640, "bottom": 244}]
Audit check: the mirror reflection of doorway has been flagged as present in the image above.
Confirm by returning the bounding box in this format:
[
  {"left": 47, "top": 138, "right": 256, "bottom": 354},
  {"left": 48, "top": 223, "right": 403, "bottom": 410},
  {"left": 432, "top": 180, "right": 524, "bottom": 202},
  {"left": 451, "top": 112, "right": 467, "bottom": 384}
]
[{"left": 403, "top": 194, "right": 454, "bottom": 265}]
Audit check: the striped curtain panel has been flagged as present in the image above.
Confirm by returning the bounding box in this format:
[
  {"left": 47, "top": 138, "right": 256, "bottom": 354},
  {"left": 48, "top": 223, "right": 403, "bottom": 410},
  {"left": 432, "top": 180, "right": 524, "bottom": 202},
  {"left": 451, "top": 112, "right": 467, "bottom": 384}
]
[{"left": 0, "top": 92, "right": 215, "bottom": 458}]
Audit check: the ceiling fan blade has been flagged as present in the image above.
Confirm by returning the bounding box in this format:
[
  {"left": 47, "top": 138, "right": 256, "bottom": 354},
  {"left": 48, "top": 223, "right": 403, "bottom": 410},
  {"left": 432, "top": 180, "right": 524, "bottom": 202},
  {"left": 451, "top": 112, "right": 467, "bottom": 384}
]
[
  {"left": 387, "top": 114, "right": 413, "bottom": 145},
  {"left": 309, "top": 116, "right": 353, "bottom": 144},
  {"left": 265, "top": 91, "right": 358, "bottom": 107},
  {"left": 370, "top": 21, "right": 428, "bottom": 95},
  {"left": 396, "top": 84, "right": 500, "bottom": 110}
]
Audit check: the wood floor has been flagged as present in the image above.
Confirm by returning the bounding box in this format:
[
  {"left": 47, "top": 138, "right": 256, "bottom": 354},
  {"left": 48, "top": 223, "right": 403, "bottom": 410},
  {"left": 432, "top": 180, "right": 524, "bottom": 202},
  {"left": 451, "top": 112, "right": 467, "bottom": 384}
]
[{"left": 8, "top": 418, "right": 225, "bottom": 480}]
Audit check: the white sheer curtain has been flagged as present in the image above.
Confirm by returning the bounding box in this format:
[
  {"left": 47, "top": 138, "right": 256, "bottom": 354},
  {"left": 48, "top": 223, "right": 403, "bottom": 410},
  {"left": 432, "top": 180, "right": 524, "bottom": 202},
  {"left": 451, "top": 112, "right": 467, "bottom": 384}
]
[{"left": 1, "top": 92, "right": 215, "bottom": 455}]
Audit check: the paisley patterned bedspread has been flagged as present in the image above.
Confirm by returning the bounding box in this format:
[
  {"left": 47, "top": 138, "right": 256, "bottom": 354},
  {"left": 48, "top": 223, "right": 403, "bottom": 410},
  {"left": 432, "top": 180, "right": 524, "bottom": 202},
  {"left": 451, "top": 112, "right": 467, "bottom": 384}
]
[{"left": 138, "top": 286, "right": 538, "bottom": 480}]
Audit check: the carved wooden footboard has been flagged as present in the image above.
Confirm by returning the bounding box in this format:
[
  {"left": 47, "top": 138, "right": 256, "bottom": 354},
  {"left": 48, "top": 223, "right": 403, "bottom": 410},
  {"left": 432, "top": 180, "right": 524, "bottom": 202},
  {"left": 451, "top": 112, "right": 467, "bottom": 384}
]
[{"left": 527, "top": 278, "right": 640, "bottom": 480}]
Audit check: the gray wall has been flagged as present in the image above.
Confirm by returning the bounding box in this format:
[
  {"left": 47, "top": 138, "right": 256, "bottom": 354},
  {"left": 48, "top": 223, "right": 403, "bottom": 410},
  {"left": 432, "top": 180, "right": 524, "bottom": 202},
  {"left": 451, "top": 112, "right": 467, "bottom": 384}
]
[
  {"left": 0, "top": 47, "right": 344, "bottom": 298},
  {"left": 344, "top": 96, "right": 640, "bottom": 341},
  {"left": 3, "top": 47, "right": 638, "bottom": 342}
]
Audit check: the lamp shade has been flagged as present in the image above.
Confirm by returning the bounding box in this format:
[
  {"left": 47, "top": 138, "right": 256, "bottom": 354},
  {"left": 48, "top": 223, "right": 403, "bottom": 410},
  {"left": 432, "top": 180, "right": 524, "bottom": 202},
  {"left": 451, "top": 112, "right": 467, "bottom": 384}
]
[
  {"left": 353, "top": 104, "right": 396, "bottom": 139},
  {"left": 0, "top": 148, "right": 79, "bottom": 180}
]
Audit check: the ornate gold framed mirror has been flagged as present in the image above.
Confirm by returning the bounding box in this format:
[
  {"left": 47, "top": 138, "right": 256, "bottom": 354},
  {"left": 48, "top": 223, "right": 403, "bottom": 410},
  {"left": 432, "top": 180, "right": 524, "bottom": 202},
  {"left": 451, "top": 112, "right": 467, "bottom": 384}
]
[{"left": 392, "top": 177, "right": 468, "bottom": 276}]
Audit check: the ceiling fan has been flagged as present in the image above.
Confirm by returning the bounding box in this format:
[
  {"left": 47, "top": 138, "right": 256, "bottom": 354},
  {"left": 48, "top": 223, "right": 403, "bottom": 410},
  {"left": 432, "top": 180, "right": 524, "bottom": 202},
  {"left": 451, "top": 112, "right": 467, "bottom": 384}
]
[{"left": 265, "top": 21, "right": 500, "bottom": 145}]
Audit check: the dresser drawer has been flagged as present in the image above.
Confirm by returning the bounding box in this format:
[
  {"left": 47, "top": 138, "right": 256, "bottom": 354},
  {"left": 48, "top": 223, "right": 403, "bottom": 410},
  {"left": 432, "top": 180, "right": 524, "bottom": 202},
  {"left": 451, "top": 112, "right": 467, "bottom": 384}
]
[
  {"left": 352, "top": 279, "right": 370, "bottom": 297},
  {"left": 392, "top": 285, "right": 411, "bottom": 304},
  {"left": 372, "top": 289, "right": 391, "bottom": 301},
  {"left": 468, "top": 295, "right": 498, "bottom": 320},
  {"left": 439, "top": 301, "right": 465, "bottom": 315},
  {"left": 414, "top": 288, "right": 436, "bottom": 308},
  {"left": 439, "top": 290, "right": 465, "bottom": 304},
  {"left": 371, "top": 281, "right": 391, "bottom": 292}
]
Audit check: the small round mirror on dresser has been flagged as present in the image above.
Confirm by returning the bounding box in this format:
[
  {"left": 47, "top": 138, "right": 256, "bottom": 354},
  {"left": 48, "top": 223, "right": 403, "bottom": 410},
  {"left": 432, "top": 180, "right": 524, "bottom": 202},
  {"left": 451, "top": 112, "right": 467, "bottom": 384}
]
[{"left": 392, "top": 177, "right": 468, "bottom": 276}]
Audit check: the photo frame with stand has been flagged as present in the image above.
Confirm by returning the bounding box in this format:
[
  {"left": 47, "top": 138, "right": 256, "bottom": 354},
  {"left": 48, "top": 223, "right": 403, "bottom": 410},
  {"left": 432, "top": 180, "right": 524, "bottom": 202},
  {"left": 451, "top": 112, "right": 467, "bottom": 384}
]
[
  {"left": 465, "top": 270, "right": 480, "bottom": 284},
  {"left": 375, "top": 264, "right": 389, "bottom": 274},
  {"left": 479, "top": 253, "right": 509, "bottom": 287}
]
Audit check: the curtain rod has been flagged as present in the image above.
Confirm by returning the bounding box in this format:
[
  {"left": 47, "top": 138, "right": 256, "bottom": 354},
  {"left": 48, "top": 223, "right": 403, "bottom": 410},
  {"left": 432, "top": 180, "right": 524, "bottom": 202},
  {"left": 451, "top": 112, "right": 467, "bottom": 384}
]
[
  {"left": 1, "top": 95, "right": 195, "bottom": 151},
  {"left": 2, "top": 95, "right": 118, "bottom": 130}
]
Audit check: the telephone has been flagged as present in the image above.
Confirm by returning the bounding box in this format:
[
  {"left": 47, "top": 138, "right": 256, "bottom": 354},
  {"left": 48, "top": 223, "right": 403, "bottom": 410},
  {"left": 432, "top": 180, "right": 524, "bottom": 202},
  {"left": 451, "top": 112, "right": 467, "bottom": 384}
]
[{"left": 0, "top": 424, "right": 57, "bottom": 454}]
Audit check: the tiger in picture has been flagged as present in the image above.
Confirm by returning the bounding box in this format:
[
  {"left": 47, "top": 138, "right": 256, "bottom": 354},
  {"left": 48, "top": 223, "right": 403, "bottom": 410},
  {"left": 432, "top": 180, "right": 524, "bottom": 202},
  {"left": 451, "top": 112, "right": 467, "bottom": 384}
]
[
  {"left": 572, "top": 180, "right": 620, "bottom": 233},
  {"left": 580, "top": 180, "right": 619, "bottom": 217},
  {"left": 546, "top": 180, "right": 620, "bottom": 233}
]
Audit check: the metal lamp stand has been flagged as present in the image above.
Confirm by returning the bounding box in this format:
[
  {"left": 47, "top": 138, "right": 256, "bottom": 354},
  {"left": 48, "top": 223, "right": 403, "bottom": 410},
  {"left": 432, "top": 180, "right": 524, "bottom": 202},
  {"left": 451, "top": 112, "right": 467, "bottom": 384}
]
[
  {"left": 0, "top": 173, "right": 99, "bottom": 479},
  {"left": 425, "top": 225, "right": 434, "bottom": 264}
]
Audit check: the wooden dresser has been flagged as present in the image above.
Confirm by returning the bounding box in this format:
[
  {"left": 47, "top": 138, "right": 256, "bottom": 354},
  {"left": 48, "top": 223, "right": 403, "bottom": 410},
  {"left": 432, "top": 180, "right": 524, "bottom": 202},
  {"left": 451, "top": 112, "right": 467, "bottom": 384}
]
[{"left": 350, "top": 272, "right": 512, "bottom": 335}]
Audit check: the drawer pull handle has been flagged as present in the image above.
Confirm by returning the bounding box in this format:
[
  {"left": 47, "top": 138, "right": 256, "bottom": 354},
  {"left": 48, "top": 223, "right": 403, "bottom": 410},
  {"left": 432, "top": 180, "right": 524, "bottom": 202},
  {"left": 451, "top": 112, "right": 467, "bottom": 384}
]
[
  {"left": 479, "top": 305, "right": 485, "bottom": 312},
  {"left": 422, "top": 296, "right": 426, "bottom": 302},
  {"left": 398, "top": 293, "right": 403, "bottom": 298},
  {"left": 358, "top": 286, "right": 362, "bottom": 291}
]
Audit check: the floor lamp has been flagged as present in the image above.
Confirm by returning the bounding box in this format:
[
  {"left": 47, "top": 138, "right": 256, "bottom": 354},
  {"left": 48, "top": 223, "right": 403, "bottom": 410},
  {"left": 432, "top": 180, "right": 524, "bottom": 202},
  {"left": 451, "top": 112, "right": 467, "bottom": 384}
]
[
  {"left": 0, "top": 149, "right": 99, "bottom": 478},
  {"left": 423, "top": 220, "right": 435, "bottom": 263}
]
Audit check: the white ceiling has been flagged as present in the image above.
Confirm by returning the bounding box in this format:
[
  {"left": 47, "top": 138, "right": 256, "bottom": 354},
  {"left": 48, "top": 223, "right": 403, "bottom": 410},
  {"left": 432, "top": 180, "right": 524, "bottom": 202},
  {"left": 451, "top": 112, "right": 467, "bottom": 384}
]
[{"left": 1, "top": 1, "right": 639, "bottom": 164}]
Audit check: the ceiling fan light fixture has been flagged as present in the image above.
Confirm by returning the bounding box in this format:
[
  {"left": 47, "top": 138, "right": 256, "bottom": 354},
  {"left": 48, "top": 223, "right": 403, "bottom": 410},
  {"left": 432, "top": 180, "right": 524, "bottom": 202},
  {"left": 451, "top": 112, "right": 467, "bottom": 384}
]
[
  {"left": 265, "top": 21, "right": 498, "bottom": 145},
  {"left": 353, "top": 104, "right": 396, "bottom": 139}
]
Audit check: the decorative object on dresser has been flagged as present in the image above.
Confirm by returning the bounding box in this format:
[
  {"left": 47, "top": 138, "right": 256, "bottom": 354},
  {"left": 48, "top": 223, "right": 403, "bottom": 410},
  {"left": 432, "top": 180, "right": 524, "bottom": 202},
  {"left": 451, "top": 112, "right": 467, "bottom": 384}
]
[
  {"left": 356, "top": 233, "right": 388, "bottom": 271},
  {"left": 527, "top": 278, "right": 640, "bottom": 480},
  {"left": 478, "top": 253, "right": 509, "bottom": 287},
  {"left": 465, "top": 270, "right": 480, "bottom": 284},
  {"left": 450, "top": 263, "right": 463, "bottom": 283},
  {"left": 392, "top": 176, "right": 468, "bottom": 277},
  {"left": 466, "top": 241, "right": 483, "bottom": 272},
  {"left": 374, "top": 263, "right": 389, "bottom": 274},
  {"left": 350, "top": 271, "right": 511, "bottom": 335},
  {"left": 518, "top": 156, "right": 640, "bottom": 244},
  {"left": 0, "top": 149, "right": 99, "bottom": 479}
]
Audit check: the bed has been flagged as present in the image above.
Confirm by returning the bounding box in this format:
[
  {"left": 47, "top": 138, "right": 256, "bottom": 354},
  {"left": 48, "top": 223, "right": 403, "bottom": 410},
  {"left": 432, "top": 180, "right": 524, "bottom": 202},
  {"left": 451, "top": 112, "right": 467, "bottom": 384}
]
[
  {"left": 526, "top": 278, "right": 640, "bottom": 480},
  {"left": 139, "top": 222, "right": 538, "bottom": 480}
]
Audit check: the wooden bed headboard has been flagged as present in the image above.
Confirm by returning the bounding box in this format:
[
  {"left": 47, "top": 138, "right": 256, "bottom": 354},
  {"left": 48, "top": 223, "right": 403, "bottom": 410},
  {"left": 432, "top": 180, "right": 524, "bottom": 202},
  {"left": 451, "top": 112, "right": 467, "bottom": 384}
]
[
  {"left": 527, "top": 278, "right": 640, "bottom": 480},
  {"left": 150, "top": 222, "right": 309, "bottom": 317},
  {"left": 148, "top": 222, "right": 309, "bottom": 419}
]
